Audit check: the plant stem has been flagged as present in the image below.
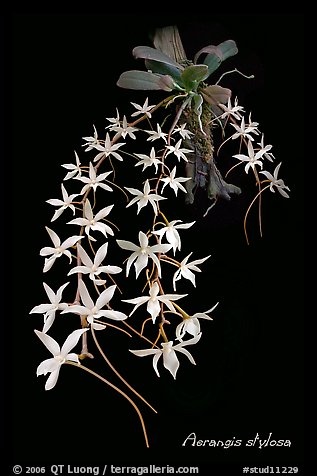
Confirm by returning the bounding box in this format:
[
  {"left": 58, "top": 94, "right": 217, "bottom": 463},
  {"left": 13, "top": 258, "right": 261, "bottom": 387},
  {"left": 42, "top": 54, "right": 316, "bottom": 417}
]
[
  {"left": 90, "top": 326, "right": 157, "bottom": 414},
  {"left": 122, "top": 321, "right": 159, "bottom": 349},
  {"left": 65, "top": 361, "right": 150, "bottom": 448},
  {"left": 244, "top": 184, "right": 270, "bottom": 245}
]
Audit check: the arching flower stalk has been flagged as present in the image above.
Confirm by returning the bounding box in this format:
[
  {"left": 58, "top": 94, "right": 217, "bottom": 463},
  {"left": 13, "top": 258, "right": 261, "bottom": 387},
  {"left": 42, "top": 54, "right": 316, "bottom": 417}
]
[{"left": 29, "top": 24, "right": 290, "bottom": 447}]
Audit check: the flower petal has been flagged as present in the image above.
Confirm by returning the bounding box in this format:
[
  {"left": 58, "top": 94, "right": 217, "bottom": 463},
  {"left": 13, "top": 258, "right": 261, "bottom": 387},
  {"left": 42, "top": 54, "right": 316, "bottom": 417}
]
[
  {"left": 181, "top": 267, "right": 197, "bottom": 286},
  {"left": 63, "top": 249, "right": 73, "bottom": 263},
  {"left": 162, "top": 346, "right": 179, "bottom": 379},
  {"left": 62, "top": 235, "right": 83, "bottom": 249},
  {"left": 35, "top": 330, "right": 60, "bottom": 356},
  {"left": 43, "top": 256, "right": 56, "bottom": 272},
  {"left": 45, "top": 227, "right": 60, "bottom": 247},
  {"left": 67, "top": 218, "right": 88, "bottom": 226},
  {"left": 91, "top": 222, "right": 114, "bottom": 237},
  {"left": 66, "top": 352, "right": 80, "bottom": 363},
  {"left": 122, "top": 296, "right": 149, "bottom": 316},
  {"left": 78, "top": 280, "right": 94, "bottom": 309},
  {"left": 94, "top": 204, "right": 114, "bottom": 221},
  {"left": 68, "top": 266, "right": 90, "bottom": 276},
  {"left": 116, "top": 240, "right": 139, "bottom": 252},
  {"left": 96, "top": 285, "right": 116, "bottom": 309},
  {"left": 51, "top": 207, "right": 65, "bottom": 222},
  {"left": 159, "top": 294, "right": 187, "bottom": 311},
  {"left": 126, "top": 252, "right": 138, "bottom": 277},
  {"left": 129, "top": 348, "right": 159, "bottom": 357},
  {"left": 42, "top": 312, "right": 56, "bottom": 334},
  {"left": 94, "top": 242, "right": 108, "bottom": 267},
  {"left": 176, "top": 347, "right": 196, "bottom": 365},
  {"left": 183, "top": 318, "right": 200, "bottom": 336},
  {"left": 147, "top": 298, "right": 161, "bottom": 322},
  {"left": 101, "top": 310, "right": 128, "bottom": 321},
  {"left": 36, "top": 358, "right": 59, "bottom": 376},
  {"left": 46, "top": 199, "right": 64, "bottom": 206},
  {"left": 174, "top": 332, "right": 202, "bottom": 350},
  {"left": 138, "top": 231, "right": 148, "bottom": 249},
  {"left": 42, "top": 282, "right": 56, "bottom": 303},
  {"left": 176, "top": 321, "right": 186, "bottom": 341},
  {"left": 77, "top": 244, "right": 93, "bottom": 268},
  {"left": 30, "top": 303, "right": 54, "bottom": 314},
  {"left": 61, "top": 328, "right": 88, "bottom": 357},
  {"left": 55, "top": 282, "right": 70, "bottom": 302},
  {"left": 91, "top": 322, "right": 107, "bottom": 330},
  {"left": 150, "top": 243, "right": 172, "bottom": 254},
  {"left": 100, "top": 265, "right": 122, "bottom": 274},
  {"left": 189, "top": 255, "right": 211, "bottom": 267},
  {"left": 40, "top": 246, "right": 56, "bottom": 257},
  {"left": 45, "top": 368, "right": 61, "bottom": 390},
  {"left": 84, "top": 199, "right": 94, "bottom": 221},
  {"left": 152, "top": 352, "right": 161, "bottom": 377},
  {"left": 134, "top": 253, "right": 149, "bottom": 278},
  {"left": 61, "top": 305, "right": 88, "bottom": 315}
]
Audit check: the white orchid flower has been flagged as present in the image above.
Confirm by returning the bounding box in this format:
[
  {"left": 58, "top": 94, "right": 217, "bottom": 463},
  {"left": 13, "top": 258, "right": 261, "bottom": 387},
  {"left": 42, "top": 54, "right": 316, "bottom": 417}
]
[
  {"left": 230, "top": 116, "right": 258, "bottom": 142},
  {"left": 30, "top": 282, "right": 69, "bottom": 333},
  {"left": 218, "top": 97, "right": 244, "bottom": 120},
  {"left": 173, "top": 252, "right": 211, "bottom": 290},
  {"left": 122, "top": 281, "right": 187, "bottom": 323},
  {"left": 233, "top": 140, "right": 264, "bottom": 174},
  {"left": 165, "top": 139, "right": 193, "bottom": 162},
  {"left": 130, "top": 333, "right": 202, "bottom": 379},
  {"left": 93, "top": 132, "right": 125, "bottom": 162},
  {"left": 61, "top": 151, "right": 82, "bottom": 180},
  {"left": 145, "top": 123, "right": 168, "bottom": 143},
  {"left": 35, "top": 328, "right": 88, "bottom": 390},
  {"left": 82, "top": 124, "right": 99, "bottom": 151},
  {"left": 172, "top": 123, "right": 194, "bottom": 140},
  {"left": 67, "top": 199, "right": 114, "bottom": 241},
  {"left": 134, "top": 147, "right": 163, "bottom": 174},
  {"left": 105, "top": 109, "right": 121, "bottom": 129},
  {"left": 116, "top": 231, "right": 172, "bottom": 278},
  {"left": 131, "top": 97, "right": 155, "bottom": 118},
  {"left": 110, "top": 115, "right": 138, "bottom": 139},
  {"left": 125, "top": 179, "right": 166, "bottom": 215},
  {"left": 76, "top": 162, "right": 113, "bottom": 195},
  {"left": 160, "top": 167, "right": 190, "bottom": 196},
  {"left": 68, "top": 243, "right": 122, "bottom": 285},
  {"left": 46, "top": 184, "right": 78, "bottom": 222},
  {"left": 40, "top": 227, "right": 83, "bottom": 272},
  {"left": 256, "top": 134, "right": 275, "bottom": 162},
  {"left": 175, "top": 302, "right": 219, "bottom": 341},
  {"left": 247, "top": 112, "right": 260, "bottom": 132},
  {"left": 153, "top": 219, "right": 195, "bottom": 254},
  {"left": 62, "top": 280, "right": 127, "bottom": 330},
  {"left": 260, "top": 162, "right": 290, "bottom": 198}
]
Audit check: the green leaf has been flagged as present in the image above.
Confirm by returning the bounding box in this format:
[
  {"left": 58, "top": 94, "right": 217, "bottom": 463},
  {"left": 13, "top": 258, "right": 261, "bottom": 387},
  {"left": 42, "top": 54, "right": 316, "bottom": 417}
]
[
  {"left": 117, "top": 70, "right": 175, "bottom": 91},
  {"left": 201, "top": 85, "right": 231, "bottom": 105},
  {"left": 194, "top": 45, "right": 221, "bottom": 64},
  {"left": 133, "top": 46, "right": 184, "bottom": 70},
  {"left": 181, "top": 64, "right": 209, "bottom": 91},
  {"left": 217, "top": 40, "right": 238, "bottom": 61},
  {"left": 145, "top": 59, "right": 184, "bottom": 86},
  {"left": 203, "top": 52, "right": 223, "bottom": 76},
  {"left": 195, "top": 39, "right": 238, "bottom": 77}
]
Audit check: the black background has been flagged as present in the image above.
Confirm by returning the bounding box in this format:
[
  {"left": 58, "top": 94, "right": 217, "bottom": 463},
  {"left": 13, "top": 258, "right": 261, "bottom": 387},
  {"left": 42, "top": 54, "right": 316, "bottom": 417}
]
[{"left": 11, "top": 13, "right": 304, "bottom": 474}]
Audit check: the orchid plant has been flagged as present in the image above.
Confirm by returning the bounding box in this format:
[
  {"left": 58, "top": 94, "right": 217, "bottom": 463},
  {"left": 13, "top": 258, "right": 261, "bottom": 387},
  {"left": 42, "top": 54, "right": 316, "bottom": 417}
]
[{"left": 30, "top": 25, "right": 290, "bottom": 448}]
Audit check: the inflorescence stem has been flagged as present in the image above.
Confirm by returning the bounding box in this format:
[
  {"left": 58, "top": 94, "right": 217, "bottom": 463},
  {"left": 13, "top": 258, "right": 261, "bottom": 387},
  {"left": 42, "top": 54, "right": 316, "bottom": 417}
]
[{"left": 65, "top": 361, "right": 150, "bottom": 448}]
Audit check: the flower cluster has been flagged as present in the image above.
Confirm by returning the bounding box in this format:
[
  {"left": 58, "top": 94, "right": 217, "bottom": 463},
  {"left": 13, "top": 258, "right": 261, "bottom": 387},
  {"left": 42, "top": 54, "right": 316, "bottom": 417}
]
[{"left": 29, "top": 25, "right": 290, "bottom": 447}]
